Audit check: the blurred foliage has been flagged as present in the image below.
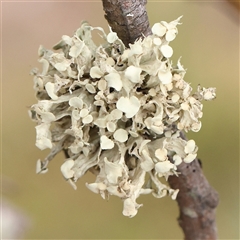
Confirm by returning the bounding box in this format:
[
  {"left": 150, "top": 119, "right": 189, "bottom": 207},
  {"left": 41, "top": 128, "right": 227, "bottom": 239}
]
[{"left": 2, "top": 1, "right": 239, "bottom": 239}]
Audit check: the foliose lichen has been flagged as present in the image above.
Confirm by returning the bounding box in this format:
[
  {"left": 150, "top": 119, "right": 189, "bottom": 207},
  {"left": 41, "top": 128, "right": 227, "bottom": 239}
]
[{"left": 29, "top": 17, "right": 216, "bottom": 217}]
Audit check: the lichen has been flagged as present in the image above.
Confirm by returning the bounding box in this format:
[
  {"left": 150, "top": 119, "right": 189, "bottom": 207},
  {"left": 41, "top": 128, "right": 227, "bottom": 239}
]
[{"left": 29, "top": 17, "right": 216, "bottom": 217}]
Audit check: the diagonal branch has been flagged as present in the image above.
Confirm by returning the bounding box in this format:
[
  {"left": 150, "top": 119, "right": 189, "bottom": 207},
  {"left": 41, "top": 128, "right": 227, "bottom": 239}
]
[
  {"left": 168, "top": 157, "right": 219, "bottom": 240},
  {"left": 102, "top": 0, "right": 152, "bottom": 46},
  {"left": 101, "top": 0, "right": 219, "bottom": 239}
]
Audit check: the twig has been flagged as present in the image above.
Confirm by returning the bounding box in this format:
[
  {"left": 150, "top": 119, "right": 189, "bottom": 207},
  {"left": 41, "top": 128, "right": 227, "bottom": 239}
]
[
  {"left": 101, "top": 0, "right": 219, "bottom": 239},
  {"left": 168, "top": 157, "right": 219, "bottom": 240},
  {"left": 102, "top": 0, "right": 152, "bottom": 46}
]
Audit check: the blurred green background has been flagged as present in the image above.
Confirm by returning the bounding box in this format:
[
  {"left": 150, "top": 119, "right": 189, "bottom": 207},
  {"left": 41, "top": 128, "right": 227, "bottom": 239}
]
[{"left": 2, "top": 1, "right": 239, "bottom": 239}]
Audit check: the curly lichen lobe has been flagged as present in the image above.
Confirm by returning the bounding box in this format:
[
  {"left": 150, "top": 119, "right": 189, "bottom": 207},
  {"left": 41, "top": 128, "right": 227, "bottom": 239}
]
[{"left": 29, "top": 17, "right": 216, "bottom": 217}]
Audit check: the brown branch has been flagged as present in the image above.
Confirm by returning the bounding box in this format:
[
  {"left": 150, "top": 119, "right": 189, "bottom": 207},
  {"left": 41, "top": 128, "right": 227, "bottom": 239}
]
[
  {"left": 102, "top": 0, "right": 152, "bottom": 46},
  {"left": 168, "top": 158, "right": 219, "bottom": 240},
  {"left": 101, "top": 0, "right": 219, "bottom": 239}
]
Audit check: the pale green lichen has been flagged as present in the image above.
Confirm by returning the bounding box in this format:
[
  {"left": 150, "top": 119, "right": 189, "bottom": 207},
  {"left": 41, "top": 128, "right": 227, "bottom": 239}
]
[{"left": 29, "top": 17, "right": 216, "bottom": 218}]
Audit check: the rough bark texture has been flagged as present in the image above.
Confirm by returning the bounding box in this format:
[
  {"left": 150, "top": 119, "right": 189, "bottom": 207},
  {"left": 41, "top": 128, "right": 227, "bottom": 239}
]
[
  {"left": 168, "top": 158, "right": 219, "bottom": 240},
  {"left": 102, "top": 0, "right": 152, "bottom": 46},
  {"left": 101, "top": 1, "right": 219, "bottom": 239}
]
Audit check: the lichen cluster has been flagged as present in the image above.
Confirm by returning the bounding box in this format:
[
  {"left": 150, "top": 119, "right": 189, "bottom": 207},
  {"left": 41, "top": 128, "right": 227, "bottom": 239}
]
[{"left": 29, "top": 17, "right": 216, "bottom": 217}]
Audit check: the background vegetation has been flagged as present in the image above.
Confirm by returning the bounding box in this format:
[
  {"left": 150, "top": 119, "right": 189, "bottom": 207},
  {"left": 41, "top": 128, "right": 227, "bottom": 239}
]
[{"left": 2, "top": 1, "right": 239, "bottom": 239}]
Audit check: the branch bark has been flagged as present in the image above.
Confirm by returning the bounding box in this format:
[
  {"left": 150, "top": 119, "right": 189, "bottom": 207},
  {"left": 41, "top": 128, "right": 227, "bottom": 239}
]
[
  {"left": 101, "top": 1, "right": 219, "bottom": 239},
  {"left": 168, "top": 157, "right": 219, "bottom": 240},
  {"left": 102, "top": 0, "right": 152, "bottom": 46}
]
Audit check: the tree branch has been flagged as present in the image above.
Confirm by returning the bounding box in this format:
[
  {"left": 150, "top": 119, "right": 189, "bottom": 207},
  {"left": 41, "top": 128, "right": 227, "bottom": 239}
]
[
  {"left": 101, "top": 0, "right": 219, "bottom": 239},
  {"left": 102, "top": 0, "right": 152, "bottom": 46},
  {"left": 168, "top": 158, "right": 219, "bottom": 240}
]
